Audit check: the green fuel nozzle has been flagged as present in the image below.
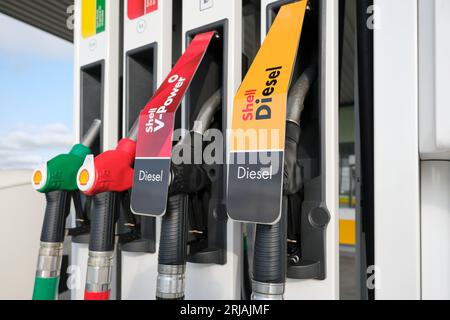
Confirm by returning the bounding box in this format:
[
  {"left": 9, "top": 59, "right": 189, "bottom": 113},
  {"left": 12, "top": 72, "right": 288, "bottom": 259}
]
[
  {"left": 32, "top": 119, "right": 101, "bottom": 300},
  {"left": 32, "top": 119, "right": 101, "bottom": 193}
]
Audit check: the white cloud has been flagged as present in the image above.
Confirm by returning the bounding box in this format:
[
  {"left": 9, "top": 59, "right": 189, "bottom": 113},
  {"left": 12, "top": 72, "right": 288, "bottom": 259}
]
[
  {"left": 0, "top": 153, "right": 43, "bottom": 170},
  {"left": 0, "top": 123, "right": 73, "bottom": 169},
  {"left": 0, "top": 13, "right": 73, "bottom": 61}
]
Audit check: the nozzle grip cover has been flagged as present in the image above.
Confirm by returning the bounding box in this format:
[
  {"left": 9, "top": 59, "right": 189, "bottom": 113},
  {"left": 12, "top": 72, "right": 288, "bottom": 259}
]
[
  {"left": 89, "top": 192, "right": 119, "bottom": 252},
  {"left": 158, "top": 194, "right": 188, "bottom": 265},
  {"left": 38, "top": 144, "right": 91, "bottom": 193},
  {"left": 41, "top": 191, "right": 71, "bottom": 243},
  {"left": 83, "top": 139, "right": 136, "bottom": 196}
]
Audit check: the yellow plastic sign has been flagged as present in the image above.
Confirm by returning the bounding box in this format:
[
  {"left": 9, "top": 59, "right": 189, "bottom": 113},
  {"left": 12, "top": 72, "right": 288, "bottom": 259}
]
[{"left": 227, "top": 0, "right": 307, "bottom": 224}]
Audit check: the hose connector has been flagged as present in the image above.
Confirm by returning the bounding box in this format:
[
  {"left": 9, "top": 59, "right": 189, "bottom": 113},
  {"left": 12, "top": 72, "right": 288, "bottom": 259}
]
[
  {"left": 156, "top": 264, "right": 185, "bottom": 300},
  {"left": 84, "top": 251, "right": 114, "bottom": 299},
  {"left": 251, "top": 280, "right": 285, "bottom": 300},
  {"left": 35, "top": 242, "right": 64, "bottom": 278}
]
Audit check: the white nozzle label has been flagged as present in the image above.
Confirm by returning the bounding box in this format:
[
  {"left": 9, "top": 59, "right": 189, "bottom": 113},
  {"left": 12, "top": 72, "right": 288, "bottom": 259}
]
[
  {"left": 31, "top": 163, "right": 47, "bottom": 191},
  {"left": 77, "top": 155, "right": 96, "bottom": 192}
]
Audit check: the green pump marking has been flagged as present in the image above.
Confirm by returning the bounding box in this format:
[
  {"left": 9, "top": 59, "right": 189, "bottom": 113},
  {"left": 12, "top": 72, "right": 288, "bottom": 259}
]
[{"left": 32, "top": 277, "right": 59, "bottom": 300}]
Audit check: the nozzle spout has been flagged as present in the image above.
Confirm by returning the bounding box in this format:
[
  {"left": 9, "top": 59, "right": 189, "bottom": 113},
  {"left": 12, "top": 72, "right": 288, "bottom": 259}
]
[
  {"left": 286, "top": 66, "right": 317, "bottom": 126},
  {"left": 81, "top": 119, "right": 102, "bottom": 148},
  {"left": 192, "top": 90, "right": 222, "bottom": 136},
  {"left": 128, "top": 118, "right": 140, "bottom": 142}
]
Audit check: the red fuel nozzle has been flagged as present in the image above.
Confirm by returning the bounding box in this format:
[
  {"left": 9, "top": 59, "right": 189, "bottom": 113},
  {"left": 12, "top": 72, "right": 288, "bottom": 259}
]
[{"left": 77, "top": 138, "right": 136, "bottom": 196}]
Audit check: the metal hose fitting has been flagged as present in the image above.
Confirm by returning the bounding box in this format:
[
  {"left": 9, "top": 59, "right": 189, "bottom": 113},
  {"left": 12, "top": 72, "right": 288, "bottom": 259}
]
[
  {"left": 35, "top": 242, "right": 64, "bottom": 278},
  {"left": 85, "top": 251, "right": 114, "bottom": 294}
]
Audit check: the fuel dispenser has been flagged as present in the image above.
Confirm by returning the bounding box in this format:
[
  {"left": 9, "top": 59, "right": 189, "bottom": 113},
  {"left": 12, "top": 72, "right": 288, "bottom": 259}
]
[
  {"left": 31, "top": 120, "right": 101, "bottom": 300},
  {"left": 228, "top": 0, "right": 339, "bottom": 300},
  {"left": 72, "top": 0, "right": 121, "bottom": 300},
  {"left": 120, "top": 0, "right": 181, "bottom": 300}
]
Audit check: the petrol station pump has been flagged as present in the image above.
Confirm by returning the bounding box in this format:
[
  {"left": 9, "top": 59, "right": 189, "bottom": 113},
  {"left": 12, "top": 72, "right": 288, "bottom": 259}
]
[
  {"left": 228, "top": 0, "right": 338, "bottom": 300},
  {"left": 71, "top": 0, "right": 121, "bottom": 300},
  {"left": 120, "top": 0, "right": 180, "bottom": 300},
  {"left": 65, "top": 0, "right": 338, "bottom": 301}
]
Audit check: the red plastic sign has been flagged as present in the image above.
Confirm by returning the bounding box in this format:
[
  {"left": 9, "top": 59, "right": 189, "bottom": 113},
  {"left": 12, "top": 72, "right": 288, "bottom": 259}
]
[{"left": 131, "top": 31, "right": 215, "bottom": 217}]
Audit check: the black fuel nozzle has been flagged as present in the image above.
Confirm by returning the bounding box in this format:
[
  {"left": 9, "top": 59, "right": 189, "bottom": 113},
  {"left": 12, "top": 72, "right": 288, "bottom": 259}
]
[
  {"left": 156, "top": 90, "right": 221, "bottom": 300},
  {"left": 252, "top": 66, "right": 317, "bottom": 301}
]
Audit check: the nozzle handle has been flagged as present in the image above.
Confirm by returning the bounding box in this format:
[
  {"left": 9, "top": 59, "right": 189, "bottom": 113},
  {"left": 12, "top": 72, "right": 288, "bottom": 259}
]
[
  {"left": 158, "top": 194, "right": 189, "bottom": 266},
  {"left": 253, "top": 197, "right": 287, "bottom": 285},
  {"left": 81, "top": 119, "right": 102, "bottom": 148},
  {"left": 156, "top": 194, "right": 189, "bottom": 300},
  {"left": 89, "top": 192, "right": 119, "bottom": 252},
  {"left": 40, "top": 191, "right": 71, "bottom": 243}
]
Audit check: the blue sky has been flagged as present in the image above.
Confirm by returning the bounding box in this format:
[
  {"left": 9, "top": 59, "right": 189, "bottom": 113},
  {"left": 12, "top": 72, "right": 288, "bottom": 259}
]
[{"left": 0, "top": 13, "right": 74, "bottom": 170}]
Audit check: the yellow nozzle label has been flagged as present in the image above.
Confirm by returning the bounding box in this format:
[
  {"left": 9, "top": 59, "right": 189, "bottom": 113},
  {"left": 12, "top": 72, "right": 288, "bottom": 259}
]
[{"left": 231, "top": 0, "right": 307, "bottom": 152}]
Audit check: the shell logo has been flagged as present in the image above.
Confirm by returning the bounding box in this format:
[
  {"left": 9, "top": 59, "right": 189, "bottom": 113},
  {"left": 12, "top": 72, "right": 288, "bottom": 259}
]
[
  {"left": 31, "top": 164, "right": 47, "bottom": 191},
  {"left": 33, "top": 170, "right": 43, "bottom": 186},
  {"left": 77, "top": 155, "right": 96, "bottom": 193},
  {"left": 79, "top": 169, "right": 90, "bottom": 186}
]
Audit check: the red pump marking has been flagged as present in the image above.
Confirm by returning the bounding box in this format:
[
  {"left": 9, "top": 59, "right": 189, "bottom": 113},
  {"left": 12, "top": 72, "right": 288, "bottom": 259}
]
[
  {"left": 84, "top": 290, "right": 110, "bottom": 300},
  {"left": 84, "top": 138, "right": 136, "bottom": 196},
  {"left": 131, "top": 31, "right": 215, "bottom": 217},
  {"left": 127, "top": 0, "right": 158, "bottom": 20}
]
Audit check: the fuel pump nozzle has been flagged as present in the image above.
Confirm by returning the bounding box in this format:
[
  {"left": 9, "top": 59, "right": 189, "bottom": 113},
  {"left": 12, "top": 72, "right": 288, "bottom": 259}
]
[
  {"left": 31, "top": 119, "right": 101, "bottom": 300},
  {"left": 77, "top": 120, "right": 139, "bottom": 300},
  {"left": 252, "top": 66, "right": 316, "bottom": 300},
  {"left": 156, "top": 90, "right": 221, "bottom": 300}
]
